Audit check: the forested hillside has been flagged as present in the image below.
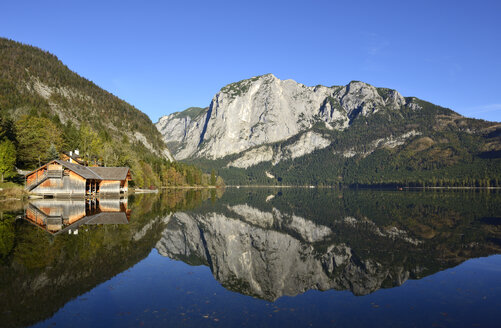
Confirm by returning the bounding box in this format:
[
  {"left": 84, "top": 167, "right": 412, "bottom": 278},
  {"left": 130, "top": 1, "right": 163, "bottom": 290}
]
[
  {"left": 0, "top": 37, "right": 222, "bottom": 188},
  {"left": 170, "top": 75, "right": 501, "bottom": 187},
  {"left": 190, "top": 108, "right": 501, "bottom": 187}
]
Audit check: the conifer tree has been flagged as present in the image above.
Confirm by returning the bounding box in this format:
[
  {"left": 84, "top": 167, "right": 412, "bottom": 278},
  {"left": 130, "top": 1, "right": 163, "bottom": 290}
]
[
  {"left": 0, "top": 139, "right": 16, "bottom": 183},
  {"left": 47, "top": 143, "right": 59, "bottom": 160}
]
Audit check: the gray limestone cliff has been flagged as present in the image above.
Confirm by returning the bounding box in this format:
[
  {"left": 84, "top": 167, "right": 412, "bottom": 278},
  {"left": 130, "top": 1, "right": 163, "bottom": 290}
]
[
  {"left": 155, "top": 205, "right": 422, "bottom": 300},
  {"left": 156, "top": 74, "right": 415, "bottom": 165}
]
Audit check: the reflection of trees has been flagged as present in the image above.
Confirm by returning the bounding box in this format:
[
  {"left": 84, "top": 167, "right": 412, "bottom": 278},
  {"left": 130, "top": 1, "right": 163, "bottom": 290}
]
[
  {"left": 158, "top": 189, "right": 501, "bottom": 300},
  {"left": 0, "top": 216, "right": 15, "bottom": 258},
  {"left": 0, "top": 189, "right": 221, "bottom": 328},
  {"left": 159, "top": 188, "right": 224, "bottom": 210}
]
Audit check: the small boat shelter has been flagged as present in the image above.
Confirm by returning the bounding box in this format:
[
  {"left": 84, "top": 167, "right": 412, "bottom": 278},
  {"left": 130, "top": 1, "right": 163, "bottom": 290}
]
[{"left": 25, "top": 160, "right": 131, "bottom": 198}]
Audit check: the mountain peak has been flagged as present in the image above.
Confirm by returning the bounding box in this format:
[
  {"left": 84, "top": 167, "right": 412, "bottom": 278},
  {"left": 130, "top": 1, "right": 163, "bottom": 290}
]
[
  {"left": 157, "top": 75, "right": 421, "bottom": 160},
  {"left": 261, "top": 73, "right": 277, "bottom": 79}
]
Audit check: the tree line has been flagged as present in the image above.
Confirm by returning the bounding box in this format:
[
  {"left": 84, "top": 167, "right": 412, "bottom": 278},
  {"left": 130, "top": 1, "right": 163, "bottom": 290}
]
[{"left": 0, "top": 112, "right": 223, "bottom": 188}]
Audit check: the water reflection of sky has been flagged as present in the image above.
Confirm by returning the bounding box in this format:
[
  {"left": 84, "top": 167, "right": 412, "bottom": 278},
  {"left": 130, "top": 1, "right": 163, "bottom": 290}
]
[
  {"left": 32, "top": 251, "right": 501, "bottom": 328},
  {"left": 2, "top": 189, "right": 500, "bottom": 327}
]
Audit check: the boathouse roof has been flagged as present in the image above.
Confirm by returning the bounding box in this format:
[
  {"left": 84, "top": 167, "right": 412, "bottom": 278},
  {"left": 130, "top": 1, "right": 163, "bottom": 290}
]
[
  {"left": 87, "top": 166, "right": 130, "bottom": 180},
  {"left": 26, "top": 160, "right": 130, "bottom": 181}
]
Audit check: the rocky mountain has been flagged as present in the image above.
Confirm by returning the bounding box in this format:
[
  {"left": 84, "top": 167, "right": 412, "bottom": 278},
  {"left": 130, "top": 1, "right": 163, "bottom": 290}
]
[
  {"left": 157, "top": 74, "right": 409, "bottom": 161},
  {"left": 0, "top": 37, "right": 173, "bottom": 161},
  {"left": 157, "top": 74, "right": 501, "bottom": 185}
]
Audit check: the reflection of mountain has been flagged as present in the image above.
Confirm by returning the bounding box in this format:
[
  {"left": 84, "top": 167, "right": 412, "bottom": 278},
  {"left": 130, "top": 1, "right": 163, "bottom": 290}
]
[
  {"left": 1, "top": 189, "right": 499, "bottom": 325},
  {"left": 156, "top": 208, "right": 415, "bottom": 300},
  {"left": 156, "top": 190, "right": 501, "bottom": 301},
  {"left": 23, "top": 198, "right": 130, "bottom": 235}
]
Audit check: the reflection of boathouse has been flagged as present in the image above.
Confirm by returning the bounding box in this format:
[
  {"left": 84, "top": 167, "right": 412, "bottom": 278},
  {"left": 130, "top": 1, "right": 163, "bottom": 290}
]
[
  {"left": 25, "top": 160, "right": 131, "bottom": 197},
  {"left": 24, "top": 198, "right": 131, "bottom": 235}
]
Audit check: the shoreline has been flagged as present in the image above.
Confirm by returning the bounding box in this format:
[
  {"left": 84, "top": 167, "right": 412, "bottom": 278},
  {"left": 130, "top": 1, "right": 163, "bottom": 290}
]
[
  {"left": 404, "top": 186, "right": 501, "bottom": 190},
  {"left": 159, "top": 186, "right": 218, "bottom": 189},
  {"left": 223, "top": 185, "right": 501, "bottom": 190},
  {"left": 132, "top": 186, "right": 220, "bottom": 193}
]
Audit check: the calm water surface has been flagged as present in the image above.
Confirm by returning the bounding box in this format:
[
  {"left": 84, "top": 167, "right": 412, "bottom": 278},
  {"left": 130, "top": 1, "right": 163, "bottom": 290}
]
[{"left": 1, "top": 189, "right": 500, "bottom": 327}]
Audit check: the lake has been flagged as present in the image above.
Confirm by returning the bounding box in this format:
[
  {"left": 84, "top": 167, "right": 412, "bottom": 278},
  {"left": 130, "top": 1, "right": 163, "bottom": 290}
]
[{"left": 1, "top": 188, "right": 500, "bottom": 327}]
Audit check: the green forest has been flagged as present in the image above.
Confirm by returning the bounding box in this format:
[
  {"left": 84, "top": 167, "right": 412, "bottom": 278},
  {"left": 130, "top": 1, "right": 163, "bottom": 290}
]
[
  {"left": 0, "top": 37, "right": 223, "bottom": 188},
  {"left": 189, "top": 99, "right": 501, "bottom": 187}
]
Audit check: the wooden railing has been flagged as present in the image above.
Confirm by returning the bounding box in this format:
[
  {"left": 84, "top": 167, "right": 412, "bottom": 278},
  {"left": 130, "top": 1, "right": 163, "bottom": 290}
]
[
  {"left": 26, "top": 171, "right": 47, "bottom": 190},
  {"left": 26, "top": 170, "right": 63, "bottom": 190},
  {"left": 26, "top": 205, "right": 63, "bottom": 230},
  {"left": 47, "top": 170, "right": 63, "bottom": 178}
]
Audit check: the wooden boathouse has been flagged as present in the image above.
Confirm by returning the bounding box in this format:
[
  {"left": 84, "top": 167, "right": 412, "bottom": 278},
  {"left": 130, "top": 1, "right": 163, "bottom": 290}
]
[{"left": 25, "top": 160, "right": 131, "bottom": 197}]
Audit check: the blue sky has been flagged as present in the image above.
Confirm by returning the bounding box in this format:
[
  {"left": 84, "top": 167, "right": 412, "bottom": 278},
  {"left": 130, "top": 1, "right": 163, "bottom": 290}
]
[{"left": 1, "top": 0, "right": 500, "bottom": 122}]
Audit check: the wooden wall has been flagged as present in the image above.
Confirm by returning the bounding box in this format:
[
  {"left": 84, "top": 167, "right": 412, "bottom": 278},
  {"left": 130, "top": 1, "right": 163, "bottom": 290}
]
[
  {"left": 32, "top": 199, "right": 87, "bottom": 223},
  {"left": 31, "top": 171, "right": 86, "bottom": 197},
  {"left": 25, "top": 207, "right": 45, "bottom": 226},
  {"left": 47, "top": 163, "right": 62, "bottom": 170},
  {"left": 26, "top": 169, "right": 44, "bottom": 186},
  {"left": 99, "top": 180, "right": 121, "bottom": 195},
  {"left": 99, "top": 198, "right": 122, "bottom": 211}
]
